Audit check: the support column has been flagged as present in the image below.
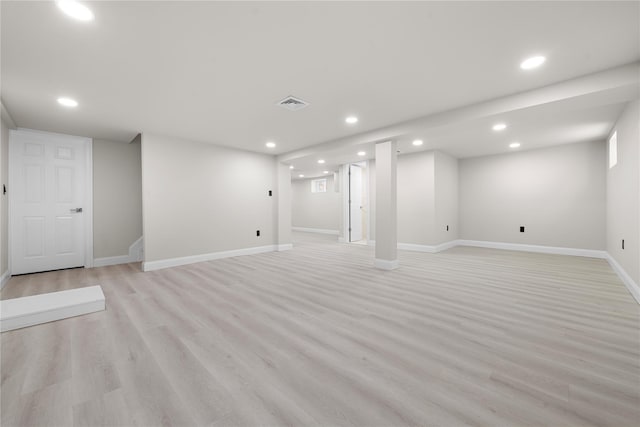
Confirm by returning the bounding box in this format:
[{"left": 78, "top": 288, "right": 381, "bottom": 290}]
[
  {"left": 375, "top": 140, "right": 398, "bottom": 270},
  {"left": 276, "top": 161, "right": 292, "bottom": 251}
]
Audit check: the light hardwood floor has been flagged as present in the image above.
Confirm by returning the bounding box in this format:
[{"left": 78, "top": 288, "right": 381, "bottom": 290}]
[{"left": 1, "top": 232, "right": 639, "bottom": 426}]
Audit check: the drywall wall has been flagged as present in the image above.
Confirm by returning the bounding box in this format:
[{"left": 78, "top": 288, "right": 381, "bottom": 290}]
[
  {"left": 460, "top": 140, "right": 606, "bottom": 250},
  {"left": 93, "top": 137, "right": 143, "bottom": 258},
  {"left": 434, "top": 151, "right": 459, "bottom": 244},
  {"left": 142, "top": 133, "right": 276, "bottom": 263},
  {"left": 607, "top": 100, "right": 639, "bottom": 285},
  {"left": 397, "top": 151, "right": 435, "bottom": 245},
  {"left": 292, "top": 175, "right": 341, "bottom": 232},
  {"left": 1, "top": 116, "right": 9, "bottom": 278}
]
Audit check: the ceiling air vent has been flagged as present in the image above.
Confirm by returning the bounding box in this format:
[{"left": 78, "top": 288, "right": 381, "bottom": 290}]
[{"left": 276, "top": 96, "right": 310, "bottom": 111}]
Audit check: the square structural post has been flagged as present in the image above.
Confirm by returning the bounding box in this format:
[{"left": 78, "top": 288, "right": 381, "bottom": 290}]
[
  {"left": 375, "top": 140, "right": 398, "bottom": 270},
  {"left": 276, "top": 161, "right": 292, "bottom": 251}
]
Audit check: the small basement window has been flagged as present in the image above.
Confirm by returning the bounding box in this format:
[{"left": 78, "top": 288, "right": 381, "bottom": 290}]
[
  {"left": 311, "top": 178, "right": 327, "bottom": 193},
  {"left": 609, "top": 131, "right": 617, "bottom": 169}
]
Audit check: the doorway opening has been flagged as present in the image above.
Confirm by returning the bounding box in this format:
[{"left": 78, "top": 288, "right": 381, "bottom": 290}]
[
  {"left": 348, "top": 161, "right": 369, "bottom": 244},
  {"left": 9, "top": 129, "right": 93, "bottom": 276}
]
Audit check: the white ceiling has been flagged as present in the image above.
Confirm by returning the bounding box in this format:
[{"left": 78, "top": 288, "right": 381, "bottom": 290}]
[{"left": 2, "top": 1, "right": 639, "bottom": 172}]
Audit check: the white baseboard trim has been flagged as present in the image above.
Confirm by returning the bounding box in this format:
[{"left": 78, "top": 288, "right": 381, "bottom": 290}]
[
  {"left": 606, "top": 254, "right": 640, "bottom": 304},
  {"left": 277, "top": 244, "right": 293, "bottom": 251},
  {"left": 143, "top": 244, "right": 278, "bottom": 272},
  {"left": 374, "top": 258, "right": 399, "bottom": 270},
  {"left": 292, "top": 227, "right": 340, "bottom": 235},
  {"left": 94, "top": 236, "right": 144, "bottom": 267},
  {"left": 338, "top": 237, "right": 346, "bottom": 243},
  {"left": 398, "top": 243, "right": 439, "bottom": 253},
  {"left": 457, "top": 240, "right": 607, "bottom": 259},
  {"left": 0, "top": 270, "right": 11, "bottom": 290},
  {"left": 398, "top": 240, "right": 459, "bottom": 254},
  {"left": 0, "top": 285, "right": 105, "bottom": 332}
]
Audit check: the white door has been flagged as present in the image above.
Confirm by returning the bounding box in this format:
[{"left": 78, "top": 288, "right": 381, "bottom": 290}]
[
  {"left": 349, "top": 164, "right": 363, "bottom": 242},
  {"left": 10, "top": 130, "right": 91, "bottom": 275}
]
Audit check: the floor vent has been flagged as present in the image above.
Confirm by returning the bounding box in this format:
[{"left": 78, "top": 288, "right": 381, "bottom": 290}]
[{"left": 276, "top": 96, "right": 310, "bottom": 111}]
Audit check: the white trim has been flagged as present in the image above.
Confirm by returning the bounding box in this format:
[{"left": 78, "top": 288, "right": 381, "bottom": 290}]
[
  {"left": 434, "top": 240, "right": 459, "bottom": 252},
  {"left": 0, "top": 285, "right": 105, "bottom": 332},
  {"left": 338, "top": 237, "right": 346, "bottom": 243},
  {"left": 84, "top": 138, "right": 94, "bottom": 268},
  {"left": 398, "top": 240, "right": 458, "bottom": 254},
  {"left": 397, "top": 242, "right": 438, "bottom": 253},
  {"left": 277, "top": 244, "right": 293, "bottom": 251},
  {"left": 292, "top": 227, "right": 339, "bottom": 235},
  {"left": 0, "top": 270, "right": 10, "bottom": 290},
  {"left": 374, "top": 258, "right": 399, "bottom": 270},
  {"left": 142, "top": 244, "right": 278, "bottom": 272},
  {"left": 93, "top": 236, "right": 145, "bottom": 267},
  {"left": 606, "top": 254, "right": 640, "bottom": 304},
  {"left": 457, "top": 240, "right": 607, "bottom": 259},
  {"left": 341, "top": 164, "right": 350, "bottom": 242}
]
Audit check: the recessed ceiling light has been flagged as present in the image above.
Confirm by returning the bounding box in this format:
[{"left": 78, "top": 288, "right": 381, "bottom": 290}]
[
  {"left": 323, "top": 171, "right": 329, "bottom": 174},
  {"left": 265, "top": 142, "right": 276, "bottom": 148},
  {"left": 57, "top": 97, "right": 78, "bottom": 107},
  {"left": 357, "top": 151, "right": 366, "bottom": 156},
  {"left": 289, "top": 165, "right": 294, "bottom": 169},
  {"left": 509, "top": 142, "right": 521, "bottom": 148},
  {"left": 299, "top": 174, "right": 305, "bottom": 178},
  {"left": 412, "top": 139, "right": 423, "bottom": 146},
  {"left": 57, "top": 1, "right": 94, "bottom": 21},
  {"left": 345, "top": 116, "right": 358, "bottom": 124},
  {"left": 520, "top": 55, "right": 546, "bottom": 70},
  {"left": 492, "top": 123, "right": 507, "bottom": 131},
  {"left": 317, "top": 159, "right": 325, "bottom": 164}
]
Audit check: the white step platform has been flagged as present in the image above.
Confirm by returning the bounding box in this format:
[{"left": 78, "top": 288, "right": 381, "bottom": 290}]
[{"left": 0, "top": 285, "right": 105, "bottom": 332}]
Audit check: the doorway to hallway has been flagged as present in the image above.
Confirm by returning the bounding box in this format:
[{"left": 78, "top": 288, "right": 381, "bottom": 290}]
[{"left": 348, "top": 162, "right": 369, "bottom": 244}]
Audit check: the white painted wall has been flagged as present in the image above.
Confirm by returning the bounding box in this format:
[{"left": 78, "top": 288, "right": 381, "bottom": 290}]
[
  {"left": 292, "top": 175, "right": 341, "bottom": 232},
  {"left": 1, "top": 116, "right": 9, "bottom": 278},
  {"left": 397, "top": 151, "right": 435, "bottom": 245},
  {"left": 93, "top": 137, "right": 143, "bottom": 258},
  {"left": 460, "top": 141, "right": 606, "bottom": 250},
  {"left": 434, "top": 151, "right": 459, "bottom": 244},
  {"left": 141, "top": 133, "right": 276, "bottom": 263},
  {"left": 607, "top": 100, "right": 639, "bottom": 285}
]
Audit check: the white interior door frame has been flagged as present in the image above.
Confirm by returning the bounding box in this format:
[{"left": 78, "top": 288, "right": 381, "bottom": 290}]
[
  {"left": 349, "top": 163, "right": 363, "bottom": 242},
  {"left": 9, "top": 128, "right": 93, "bottom": 275},
  {"left": 363, "top": 162, "right": 371, "bottom": 241},
  {"left": 342, "top": 161, "right": 370, "bottom": 244},
  {"left": 84, "top": 139, "right": 94, "bottom": 268}
]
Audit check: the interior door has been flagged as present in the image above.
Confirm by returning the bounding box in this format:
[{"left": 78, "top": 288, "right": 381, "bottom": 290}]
[
  {"left": 10, "top": 130, "right": 88, "bottom": 275},
  {"left": 349, "top": 164, "right": 363, "bottom": 242}
]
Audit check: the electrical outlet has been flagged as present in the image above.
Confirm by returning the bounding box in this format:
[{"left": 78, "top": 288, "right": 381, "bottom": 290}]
[
  {"left": 256, "top": 230, "right": 260, "bottom": 237},
  {"left": 520, "top": 226, "right": 525, "bottom": 233}
]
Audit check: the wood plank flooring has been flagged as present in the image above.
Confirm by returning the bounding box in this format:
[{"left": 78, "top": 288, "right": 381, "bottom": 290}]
[{"left": 1, "top": 232, "right": 639, "bottom": 426}]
